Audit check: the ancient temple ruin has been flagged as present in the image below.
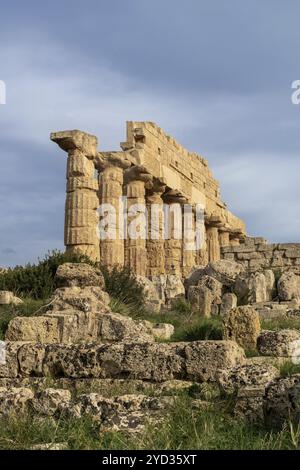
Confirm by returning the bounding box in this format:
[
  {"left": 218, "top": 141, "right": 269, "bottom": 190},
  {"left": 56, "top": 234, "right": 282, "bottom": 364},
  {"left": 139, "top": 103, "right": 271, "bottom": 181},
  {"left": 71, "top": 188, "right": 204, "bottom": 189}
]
[{"left": 51, "top": 121, "right": 246, "bottom": 278}]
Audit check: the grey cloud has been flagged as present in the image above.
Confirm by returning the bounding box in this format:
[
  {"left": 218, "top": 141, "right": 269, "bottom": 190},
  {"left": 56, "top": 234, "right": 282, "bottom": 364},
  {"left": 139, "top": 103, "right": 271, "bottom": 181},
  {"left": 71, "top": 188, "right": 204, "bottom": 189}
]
[{"left": 0, "top": 1, "right": 300, "bottom": 266}]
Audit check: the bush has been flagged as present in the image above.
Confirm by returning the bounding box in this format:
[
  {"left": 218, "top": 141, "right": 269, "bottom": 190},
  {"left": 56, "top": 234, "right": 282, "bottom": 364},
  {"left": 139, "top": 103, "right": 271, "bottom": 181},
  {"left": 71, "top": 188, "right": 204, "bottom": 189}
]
[
  {"left": 0, "top": 250, "right": 145, "bottom": 310},
  {"left": 0, "top": 250, "right": 92, "bottom": 300},
  {"left": 100, "top": 265, "right": 145, "bottom": 310}
]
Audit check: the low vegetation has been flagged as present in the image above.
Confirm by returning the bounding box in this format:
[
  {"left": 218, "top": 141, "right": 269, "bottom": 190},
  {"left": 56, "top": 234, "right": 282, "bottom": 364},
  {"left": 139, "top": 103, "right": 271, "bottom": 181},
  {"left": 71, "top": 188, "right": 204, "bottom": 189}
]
[
  {"left": 0, "top": 396, "right": 299, "bottom": 450},
  {"left": 261, "top": 316, "right": 300, "bottom": 331}
]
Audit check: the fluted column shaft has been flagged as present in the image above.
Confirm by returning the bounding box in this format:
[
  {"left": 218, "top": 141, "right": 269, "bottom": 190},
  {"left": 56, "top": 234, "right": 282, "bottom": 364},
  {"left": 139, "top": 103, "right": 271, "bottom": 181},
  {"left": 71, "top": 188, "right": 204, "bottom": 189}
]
[
  {"left": 146, "top": 182, "right": 166, "bottom": 276},
  {"left": 51, "top": 130, "right": 100, "bottom": 261},
  {"left": 124, "top": 166, "right": 152, "bottom": 276}
]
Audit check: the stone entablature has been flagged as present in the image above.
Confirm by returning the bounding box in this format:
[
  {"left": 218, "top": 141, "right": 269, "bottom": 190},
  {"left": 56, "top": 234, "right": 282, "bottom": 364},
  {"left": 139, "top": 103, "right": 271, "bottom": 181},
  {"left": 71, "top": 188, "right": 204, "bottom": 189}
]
[
  {"left": 221, "top": 237, "right": 300, "bottom": 273},
  {"left": 51, "top": 122, "right": 246, "bottom": 277}
]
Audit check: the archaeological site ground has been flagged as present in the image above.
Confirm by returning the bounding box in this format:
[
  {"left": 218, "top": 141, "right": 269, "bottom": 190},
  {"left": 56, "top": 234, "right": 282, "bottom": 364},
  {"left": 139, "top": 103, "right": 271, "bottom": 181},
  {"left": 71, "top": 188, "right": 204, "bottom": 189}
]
[{"left": 1, "top": 122, "right": 300, "bottom": 452}]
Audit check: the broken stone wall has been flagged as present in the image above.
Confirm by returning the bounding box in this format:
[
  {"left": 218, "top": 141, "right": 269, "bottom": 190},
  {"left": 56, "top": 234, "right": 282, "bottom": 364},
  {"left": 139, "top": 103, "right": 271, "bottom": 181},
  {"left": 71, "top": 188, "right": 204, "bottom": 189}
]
[{"left": 221, "top": 237, "right": 300, "bottom": 273}]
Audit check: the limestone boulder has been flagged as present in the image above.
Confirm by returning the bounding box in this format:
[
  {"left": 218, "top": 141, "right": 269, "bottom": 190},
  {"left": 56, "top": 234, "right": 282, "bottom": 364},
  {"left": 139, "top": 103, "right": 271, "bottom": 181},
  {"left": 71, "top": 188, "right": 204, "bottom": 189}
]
[
  {"left": 233, "top": 272, "right": 267, "bottom": 304},
  {"left": 12, "top": 341, "right": 245, "bottom": 383},
  {"left": 0, "top": 341, "right": 25, "bottom": 378},
  {"left": 220, "top": 293, "right": 237, "bottom": 317},
  {"left": 204, "top": 260, "right": 245, "bottom": 287},
  {"left": 7, "top": 310, "right": 154, "bottom": 344},
  {"left": 55, "top": 263, "right": 105, "bottom": 289},
  {"left": 223, "top": 305, "right": 261, "bottom": 350},
  {"left": 257, "top": 329, "right": 300, "bottom": 357},
  {"left": 188, "top": 286, "right": 212, "bottom": 317},
  {"left": 277, "top": 271, "right": 300, "bottom": 301},
  {"left": 49, "top": 286, "right": 110, "bottom": 314},
  {"left": 184, "top": 340, "right": 245, "bottom": 382},
  {"left": 150, "top": 323, "right": 175, "bottom": 340},
  {"left": 218, "top": 364, "right": 279, "bottom": 395},
  {"left": 264, "top": 375, "right": 300, "bottom": 428},
  {"left": 135, "top": 276, "right": 163, "bottom": 312},
  {"left": 0, "top": 291, "right": 23, "bottom": 305},
  {"left": 164, "top": 275, "right": 185, "bottom": 306},
  {"left": 264, "top": 270, "right": 276, "bottom": 301},
  {"left": 0, "top": 387, "right": 34, "bottom": 416},
  {"left": 31, "top": 388, "right": 72, "bottom": 416}
]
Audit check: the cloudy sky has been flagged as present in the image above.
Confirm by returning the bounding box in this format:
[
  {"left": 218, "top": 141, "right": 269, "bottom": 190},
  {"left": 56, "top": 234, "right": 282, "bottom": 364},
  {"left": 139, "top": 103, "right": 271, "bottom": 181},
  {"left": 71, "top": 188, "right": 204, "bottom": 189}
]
[{"left": 0, "top": 0, "right": 300, "bottom": 267}]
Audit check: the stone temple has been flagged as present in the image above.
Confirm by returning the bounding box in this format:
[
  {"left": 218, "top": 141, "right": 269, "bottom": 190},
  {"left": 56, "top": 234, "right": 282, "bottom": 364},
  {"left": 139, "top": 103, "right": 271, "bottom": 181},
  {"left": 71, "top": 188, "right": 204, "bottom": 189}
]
[{"left": 51, "top": 121, "right": 246, "bottom": 279}]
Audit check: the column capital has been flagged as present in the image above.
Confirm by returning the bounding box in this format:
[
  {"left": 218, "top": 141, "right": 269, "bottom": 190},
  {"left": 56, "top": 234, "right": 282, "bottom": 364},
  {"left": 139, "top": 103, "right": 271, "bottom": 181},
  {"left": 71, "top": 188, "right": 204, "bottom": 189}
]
[
  {"left": 50, "top": 130, "right": 98, "bottom": 159},
  {"left": 124, "top": 165, "right": 153, "bottom": 186},
  {"left": 95, "top": 152, "right": 131, "bottom": 172},
  {"left": 162, "top": 189, "right": 188, "bottom": 205}
]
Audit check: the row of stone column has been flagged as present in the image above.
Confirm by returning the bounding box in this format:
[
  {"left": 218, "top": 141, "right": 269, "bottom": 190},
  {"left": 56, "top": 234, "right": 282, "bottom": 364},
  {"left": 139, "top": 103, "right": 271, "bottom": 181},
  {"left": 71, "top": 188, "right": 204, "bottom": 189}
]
[{"left": 51, "top": 130, "right": 240, "bottom": 278}]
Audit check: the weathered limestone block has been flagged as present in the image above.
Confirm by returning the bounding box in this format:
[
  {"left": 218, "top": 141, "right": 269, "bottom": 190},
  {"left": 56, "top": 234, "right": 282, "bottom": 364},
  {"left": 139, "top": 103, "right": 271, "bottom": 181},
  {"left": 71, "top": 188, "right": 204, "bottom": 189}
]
[
  {"left": 0, "top": 387, "right": 34, "bottom": 416},
  {"left": 218, "top": 364, "right": 279, "bottom": 395},
  {"left": 18, "top": 343, "right": 46, "bottom": 377},
  {"left": 135, "top": 276, "right": 163, "bottom": 312},
  {"left": 218, "top": 363, "right": 279, "bottom": 423},
  {"left": 0, "top": 341, "right": 24, "bottom": 378},
  {"left": 153, "top": 324, "right": 174, "bottom": 340},
  {"left": 31, "top": 388, "right": 72, "bottom": 416},
  {"left": 223, "top": 306, "right": 261, "bottom": 350},
  {"left": 55, "top": 263, "right": 105, "bottom": 289},
  {"left": 48, "top": 286, "right": 110, "bottom": 314},
  {"left": 278, "top": 271, "right": 300, "bottom": 301},
  {"left": 7, "top": 310, "right": 154, "bottom": 344},
  {"left": 67, "top": 151, "right": 95, "bottom": 178},
  {"left": 184, "top": 341, "right": 245, "bottom": 382},
  {"left": 0, "top": 291, "right": 23, "bottom": 305},
  {"left": 234, "top": 386, "right": 266, "bottom": 423},
  {"left": 10, "top": 341, "right": 245, "bottom": 383},
  {"left": 220, "top": 293, "right": 237, "bottom": 317},
  {"left": 164, "top": 275, "right": 185, "bottom": 307},
  {"left": 188, "top": 286, "right": 212, "bottom": 317},
  {"left": 6, "top": 316, "right": 61, "bottom": 343},
  {"left": 257, "top": 329, "right": 300, "bottom": 357},
  {"left": 204, "top": 260, "right": 244, "bottom": 287},
  {"left": 234, "top": 272, "right": 267, "bottom": 304},
  {"left": 264, "top": 270, "right": 276, "bottom": 301},
  {"left": 264, "top": 375, "right": 300, "bottom": 428}
]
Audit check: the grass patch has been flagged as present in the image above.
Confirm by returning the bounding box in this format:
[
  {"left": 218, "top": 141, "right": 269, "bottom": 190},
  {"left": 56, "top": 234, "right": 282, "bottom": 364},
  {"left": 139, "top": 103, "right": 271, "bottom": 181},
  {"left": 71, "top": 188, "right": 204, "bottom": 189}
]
[
  {"left": 1, "top": 396, "right": 300, "bottom": 450},
  {"left": 280, "top": 360, "right": 300, "bottom": 377},
  {"left": 261, "top": 317, "right": 300, "bottom": 331}
]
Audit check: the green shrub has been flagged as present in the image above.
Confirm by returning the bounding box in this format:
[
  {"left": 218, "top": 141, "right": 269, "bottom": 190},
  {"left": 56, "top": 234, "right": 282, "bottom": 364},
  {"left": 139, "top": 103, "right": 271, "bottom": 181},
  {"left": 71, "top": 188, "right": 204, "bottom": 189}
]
[
  {"left": 100, "top": 265, "right": 145, "bottom": 310},
  {"left": 280, "top": 360, "right": 300, "bottom": 377},
  {"left": 0, "top": 250, "right": 145, "bottom": 309},
  {"left": 261, "top": 317, "right": 300, "bottom": 331},
  {"left": 0, "top": 250, "right": 92, "bottom": 300},
  {"left": 172, "top": 316, "right": 223, "bottom": 341},
  {"left": 0, "top": 299, "right": 46, "bottom": 340}
]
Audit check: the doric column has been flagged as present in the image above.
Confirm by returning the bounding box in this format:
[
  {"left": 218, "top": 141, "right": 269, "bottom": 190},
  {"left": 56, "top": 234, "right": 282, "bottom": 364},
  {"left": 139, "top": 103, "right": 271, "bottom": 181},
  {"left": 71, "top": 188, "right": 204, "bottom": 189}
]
[
  {"left": 124, "top": 165, "right": 153, "bottom": 276},
  {"left": 219, "top": 226, "right": 231, "bottom": 247},
  {"left": 146, "top": 179, "right": 166, "bottom": 277},
  {"left": 182, "top": 204, "right": 196, "bottom": 277},
  {"left": 50, "top": 130, "right": 100, "bottom": 261},
  {"left": 205, "top": 215, "right": 222, "bottom": 262},
  {"left": 163, "top": 190, "right": 186, "bottom": 276},
  {"left": 96, "top": 154, "right": 131, "bottom": 269}
]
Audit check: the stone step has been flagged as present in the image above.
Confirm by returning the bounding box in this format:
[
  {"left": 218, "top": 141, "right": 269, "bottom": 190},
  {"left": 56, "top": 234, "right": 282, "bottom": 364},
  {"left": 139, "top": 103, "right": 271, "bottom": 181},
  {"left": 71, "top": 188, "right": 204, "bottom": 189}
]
[
  {"left": 0, "top": 340, "right": 245, "bottom": 382},
  {"left": 0, "top": 386, "right": 173, "bottom": 434}
]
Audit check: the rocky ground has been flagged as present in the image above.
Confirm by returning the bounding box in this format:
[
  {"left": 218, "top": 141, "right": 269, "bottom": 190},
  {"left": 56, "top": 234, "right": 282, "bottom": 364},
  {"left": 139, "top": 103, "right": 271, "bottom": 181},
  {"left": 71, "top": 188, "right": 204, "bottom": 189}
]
[{"left": 1, "top": 260, "right": 300, "bottom": 449}]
